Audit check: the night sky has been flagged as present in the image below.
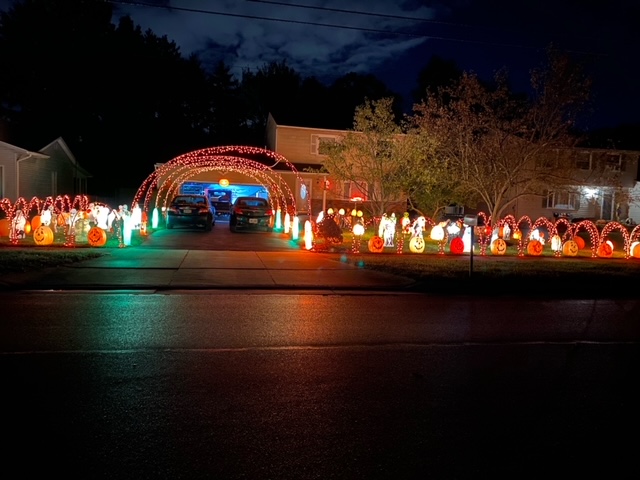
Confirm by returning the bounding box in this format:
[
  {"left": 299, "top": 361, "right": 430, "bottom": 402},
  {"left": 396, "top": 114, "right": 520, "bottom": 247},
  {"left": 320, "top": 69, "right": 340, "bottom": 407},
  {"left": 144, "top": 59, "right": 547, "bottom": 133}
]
[{"left": 2, "top": 0, "right": 639, "bottom": 130}]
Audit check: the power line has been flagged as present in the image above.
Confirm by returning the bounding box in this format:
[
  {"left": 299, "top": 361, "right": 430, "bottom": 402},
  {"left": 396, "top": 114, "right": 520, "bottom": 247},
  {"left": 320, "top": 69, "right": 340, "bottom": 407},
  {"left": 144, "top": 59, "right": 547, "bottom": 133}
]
[{"left": 107, "top": 1, "right": 606, "bottom": 57}]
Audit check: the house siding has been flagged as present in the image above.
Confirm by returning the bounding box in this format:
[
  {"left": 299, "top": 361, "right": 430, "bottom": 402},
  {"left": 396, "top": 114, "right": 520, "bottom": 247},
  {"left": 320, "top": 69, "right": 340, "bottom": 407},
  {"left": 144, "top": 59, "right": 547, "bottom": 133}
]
[{"left": 0, "top": 146, "right": 18, "bottom": 199}]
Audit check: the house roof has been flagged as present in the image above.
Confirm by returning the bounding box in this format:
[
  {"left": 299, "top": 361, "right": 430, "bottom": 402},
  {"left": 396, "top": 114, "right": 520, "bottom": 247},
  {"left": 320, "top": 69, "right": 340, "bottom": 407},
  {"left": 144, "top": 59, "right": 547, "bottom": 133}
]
[{"left": 0, "top": 140, "right": 49, "bottom": 159}]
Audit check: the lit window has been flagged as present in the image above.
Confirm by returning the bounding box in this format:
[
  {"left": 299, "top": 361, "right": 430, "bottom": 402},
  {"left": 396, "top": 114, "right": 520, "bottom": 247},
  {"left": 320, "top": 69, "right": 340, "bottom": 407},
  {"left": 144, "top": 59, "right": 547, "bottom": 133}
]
[{"left": 544, "top": 190, "right": 579, "bottom": 209}]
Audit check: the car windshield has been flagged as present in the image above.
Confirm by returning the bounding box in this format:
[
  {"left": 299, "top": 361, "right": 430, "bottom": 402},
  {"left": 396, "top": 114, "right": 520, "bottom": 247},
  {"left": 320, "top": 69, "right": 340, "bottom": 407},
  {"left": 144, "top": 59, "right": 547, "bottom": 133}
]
[
  {"left": 237, "top": 198, "right": 268, "bottom": 207},
  {"left": 173, "top": 196, "right": 205, "bottom": 206}
]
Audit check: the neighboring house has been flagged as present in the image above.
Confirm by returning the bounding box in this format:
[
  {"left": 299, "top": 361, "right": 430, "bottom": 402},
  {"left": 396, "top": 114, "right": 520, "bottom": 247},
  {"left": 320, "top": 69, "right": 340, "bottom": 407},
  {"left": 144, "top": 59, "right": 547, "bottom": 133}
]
[
  {"left": 513, "top": 148, "right": 640, "bottom": 224},
  {"left": 0, "top": 137, "right": 90, "bottom": 202}
]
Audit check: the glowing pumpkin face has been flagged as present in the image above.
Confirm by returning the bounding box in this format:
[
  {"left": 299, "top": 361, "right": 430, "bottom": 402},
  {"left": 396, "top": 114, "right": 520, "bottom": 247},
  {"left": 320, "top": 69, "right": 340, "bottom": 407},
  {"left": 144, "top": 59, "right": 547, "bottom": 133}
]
[
  {"left": 33, "top": 225, "right": 54, "bottom": 246},
  {"left": 562, "top": 240, "right": 579, "bottom": 257},
  {"left": 88, "top": 226, "right": 107, "bottom": 247},
  {"left": 490, "top": 238, "right": 507, "bottom": 255},
  {"left": 367, "top": 235, "right": 384, "bottom": 253},
  {"left": 450, "top": 236, "right": 464, "bottom": 255},
  {"left": 527, "top": 239, "right": 543, "bottom": 256},
  {"left": 409, "top": 236, "right": 425, "bottom": 253},
  {"left": 597, "top": 242, "right": 613, "bottom": 258}
]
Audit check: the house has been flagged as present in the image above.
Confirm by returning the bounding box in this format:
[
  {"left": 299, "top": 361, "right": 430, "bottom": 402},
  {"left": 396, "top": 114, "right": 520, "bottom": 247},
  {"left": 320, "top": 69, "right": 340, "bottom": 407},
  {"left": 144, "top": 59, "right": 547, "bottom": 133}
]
[
  {"left": 513, "top": 148, "right": 640, "bottom": 224},
  {"left": 0, "top": 137, "right": 91, "bottom": 202}
]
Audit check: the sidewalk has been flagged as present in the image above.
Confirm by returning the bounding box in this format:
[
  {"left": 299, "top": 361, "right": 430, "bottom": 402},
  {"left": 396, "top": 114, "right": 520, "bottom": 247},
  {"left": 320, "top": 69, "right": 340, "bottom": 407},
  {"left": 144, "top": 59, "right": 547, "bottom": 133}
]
[{"left": 0, "top": 247, "right": 417, "bottom": 292}]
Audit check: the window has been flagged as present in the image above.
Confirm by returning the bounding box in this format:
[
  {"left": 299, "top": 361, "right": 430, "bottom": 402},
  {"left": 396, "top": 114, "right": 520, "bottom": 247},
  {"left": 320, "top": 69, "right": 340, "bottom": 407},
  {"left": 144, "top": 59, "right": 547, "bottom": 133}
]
[
  {"left": 543, "top": 190, "right": 579, "bottom": 210},
  {"left": 575, "top": 152, "right": 592, "bottom": 170},
  {"left": 341, "top": 181, "right": 368, "bottom": 201},
  {"left": 310, "top": 134, "right": 338, "bottom": 155},
  {"left": 605, "top": 154, "right": 622, "bottom": 172}
]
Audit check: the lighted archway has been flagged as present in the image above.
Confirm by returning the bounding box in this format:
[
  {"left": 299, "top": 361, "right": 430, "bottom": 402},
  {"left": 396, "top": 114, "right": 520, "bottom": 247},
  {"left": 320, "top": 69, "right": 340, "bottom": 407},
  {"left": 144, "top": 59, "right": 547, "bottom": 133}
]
[{"left": 132, "top": 146, "right": 311, "bottom": 227}]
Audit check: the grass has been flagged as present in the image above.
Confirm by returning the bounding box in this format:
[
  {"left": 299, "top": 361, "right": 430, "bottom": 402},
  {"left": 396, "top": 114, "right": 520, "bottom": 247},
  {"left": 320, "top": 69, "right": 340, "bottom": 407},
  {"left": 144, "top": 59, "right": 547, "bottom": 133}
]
[{"left": 1, "top": 228, "right": 639, "bottom": 296}]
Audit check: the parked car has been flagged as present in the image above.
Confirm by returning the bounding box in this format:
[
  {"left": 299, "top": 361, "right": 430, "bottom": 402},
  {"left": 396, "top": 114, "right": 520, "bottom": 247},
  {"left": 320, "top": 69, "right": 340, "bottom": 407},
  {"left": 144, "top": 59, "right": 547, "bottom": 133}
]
[
  {"left": 166, "top": 194, "right": 215, "bottom": 231},
  {"left": 229, "top": 196, "right": 274, "bottom": 232}
]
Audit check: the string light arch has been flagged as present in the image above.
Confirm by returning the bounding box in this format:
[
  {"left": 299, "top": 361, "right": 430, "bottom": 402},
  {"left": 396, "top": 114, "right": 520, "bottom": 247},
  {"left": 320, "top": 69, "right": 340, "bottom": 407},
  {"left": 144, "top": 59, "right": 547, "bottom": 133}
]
[{"left": 132, "top": 146, "right": 311, "bottom": 219}]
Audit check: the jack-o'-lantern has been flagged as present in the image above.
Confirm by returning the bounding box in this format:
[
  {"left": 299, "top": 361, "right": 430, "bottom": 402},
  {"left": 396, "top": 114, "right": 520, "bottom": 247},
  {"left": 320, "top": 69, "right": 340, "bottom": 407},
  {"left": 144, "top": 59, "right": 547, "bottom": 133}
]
[
  {"left": 30, "top": 215, "right": 41, "bottom": 231},
  {"left": 490, "top": 238, "right": 507, "bottom": 255},
  {"left": 409, "top": 236, "right": 425, "bottom": 253},
  {"left": 88, "top": 226, "right": 107, "bottom": 247},
  {"left": 33, "top": 225, "right": 54, "bottom": 246},
  {"left": 562, "top": 240, "right": 579, "bottom": 257},
  {"left": 597, "top": 242, "right": 613, "bottom": 258},
  {"left": 573, "top": 235, "right": 586, "bottom": 250},
  {"left": 631, "top": 241, "right": 640, "bottom": 259},
  {"left": 527, "top": 239, "right": 543, "bottom": 256},
  {"left": 0, "top": 218, "right": 9, "bottom": 237},
  {"left": 450, "top": 236, "right": 464, "bottom": 255},
  {"left": 367, "top": 235, "right": 384, "bottom": 253}
]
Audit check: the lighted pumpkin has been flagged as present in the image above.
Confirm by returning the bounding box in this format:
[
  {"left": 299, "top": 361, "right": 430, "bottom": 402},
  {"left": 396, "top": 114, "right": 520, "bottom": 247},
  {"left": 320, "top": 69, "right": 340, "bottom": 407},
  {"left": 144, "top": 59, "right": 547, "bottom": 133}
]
[
  {"left": 490, "top": 238, "right": 507, "bottom": 255},
  {"left": 597, "top": 242, "right": 613, "bottom": 258},
  {"left": 0, "top": 218, "right": 9, "bottom": 237},
  {"left": 88, "top": 226, "right": 108, "bottom": 247},
  {"left": 430, "top": 225, "right": 444, "bottom": 241},
  {"left": 631, "top": 242, "right": 640, "bottom": 259},
  {"left": 33, "top": 225, "right": 54, "bottom": 246},
  {"left": 409, "top": 236, "right": 425, "bottom": 253},
  {"left": 24, "top": 220, "right": 32, "bottom": 235},
  {"left": 449, "top": 236, "right": 464, "bottom": 255},
  {"left": 574, "top": 235, "right": 586, "bottom": 250},
  {"left": 367, "top": 235, "right": 384, "bottom": 253},
  {"left": 31, "top": 215, "right": 42, "bottom": 231},
  {"left": 527, "top": 239, "right": 543, "bottom": 256},
  {"left": 562, "top": 240, "right": 579, "bottom": 257},
  {"left": 57, "top": 214, "right": 66, "bottom": 227}
]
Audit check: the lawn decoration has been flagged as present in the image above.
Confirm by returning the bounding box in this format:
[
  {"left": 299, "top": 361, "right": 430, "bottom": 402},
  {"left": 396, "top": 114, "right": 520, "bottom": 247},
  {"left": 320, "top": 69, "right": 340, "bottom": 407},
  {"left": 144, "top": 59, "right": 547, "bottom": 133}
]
[
  {"left": 352, "top": 223, "right": 365, "bottom": 253},
  {"left": 462, "top": 226, "right": 472, "bottom": 253},
  {"left": 31, "top": 215, "right": 42, "bottom": 231},
  {"left": 0, "top": 218, "right": 9, "bottom": 237},
  {"left": 597, "top": 241, "right": 613, "bottom": 258},
  {"left": 409, "top": 235, "right": 425, "bottom": 253},
  {"left": 527, "top": 239, "right": 543, "bottom": 256},
  {"left": 87, "top": 226, "right": 108, "bottom": 247},
  {"left": 631, "top": 241, "right": 640, "bottom": 259},
  {"left": 378, "top": 213, "right": 396, "bottom": 247},
  {"left": 11, "top": 210, "right": 27, "bottom": 239},
  {"left": 574, "top": 235, "right": 586, "bottom": 250},
  {"left": 33, "top": 225, "right": 54, "bottom": 246},
  {"left": 450, "top": 236, "right": 464, "bottom": 254},
  {"left": 368, "top": 235, "right": 384, "bottom": 253},
  {"left": 411, "top": 216, "right": 426, "bottom": 238},
  {"left": 562, "top": 240, "right": 579, "bottom": 257},
  {"left": 490, "top": 238, "right": 507, "bottom": 255}
]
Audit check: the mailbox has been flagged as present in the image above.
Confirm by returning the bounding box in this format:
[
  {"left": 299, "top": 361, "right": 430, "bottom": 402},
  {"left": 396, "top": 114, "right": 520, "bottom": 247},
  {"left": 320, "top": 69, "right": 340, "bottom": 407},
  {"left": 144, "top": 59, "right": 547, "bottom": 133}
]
[{"left": 463, "top": 214, "right": 478, "bottom": 226}]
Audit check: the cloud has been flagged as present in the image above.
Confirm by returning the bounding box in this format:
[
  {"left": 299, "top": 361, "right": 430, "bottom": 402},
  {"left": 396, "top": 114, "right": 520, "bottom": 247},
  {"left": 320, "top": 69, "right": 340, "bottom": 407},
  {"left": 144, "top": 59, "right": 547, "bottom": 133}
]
[{"left": 110, "top": 0, "right": 437, "bottom": 83}]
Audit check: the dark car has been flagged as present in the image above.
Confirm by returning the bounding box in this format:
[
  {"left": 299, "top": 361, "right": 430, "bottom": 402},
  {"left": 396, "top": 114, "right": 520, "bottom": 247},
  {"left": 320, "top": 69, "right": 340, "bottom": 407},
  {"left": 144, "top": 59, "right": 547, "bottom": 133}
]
[
  {"left": 166, "top": 194, "right": 215, "bottom": 231},
  {"left": 229, "top": 196, "right": 274, "bottom": 232}
]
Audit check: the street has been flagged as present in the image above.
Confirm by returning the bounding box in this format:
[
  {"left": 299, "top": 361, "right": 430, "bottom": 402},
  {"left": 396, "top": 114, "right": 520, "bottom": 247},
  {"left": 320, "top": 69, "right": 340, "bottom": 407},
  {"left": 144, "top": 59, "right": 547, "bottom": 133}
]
[{"left": 2, "top": 290, "right": 639, "bottom": 479}]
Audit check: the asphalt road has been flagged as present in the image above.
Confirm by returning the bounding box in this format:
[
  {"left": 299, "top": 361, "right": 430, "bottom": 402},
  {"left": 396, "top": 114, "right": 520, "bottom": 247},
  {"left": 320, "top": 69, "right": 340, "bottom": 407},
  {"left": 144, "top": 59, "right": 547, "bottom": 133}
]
[{"left": 2, "top": 290, "right": 639, "bottom": 479}]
